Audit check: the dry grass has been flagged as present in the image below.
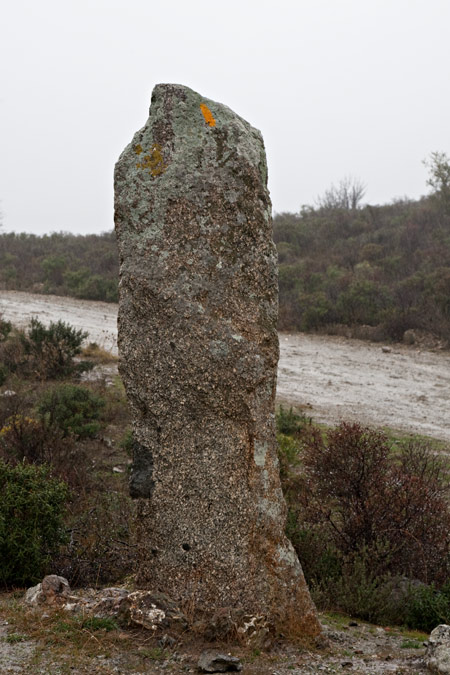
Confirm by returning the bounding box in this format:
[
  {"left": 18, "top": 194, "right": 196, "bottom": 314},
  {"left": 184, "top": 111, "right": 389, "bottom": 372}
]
[
  {"left": 0, "top": 592, "right": 174, "bottom": 672},
  {"left": 81, "top": 342, "right": 118, "bottom": 364}
]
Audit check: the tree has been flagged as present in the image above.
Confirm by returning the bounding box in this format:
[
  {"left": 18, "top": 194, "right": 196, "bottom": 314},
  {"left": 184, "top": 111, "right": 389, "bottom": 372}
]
[
  {"left": 423, "top": 151, "right": 450, "bottom": 214},
  {"left": 316, "top": 176, "right": 366, "bottom": 211}
]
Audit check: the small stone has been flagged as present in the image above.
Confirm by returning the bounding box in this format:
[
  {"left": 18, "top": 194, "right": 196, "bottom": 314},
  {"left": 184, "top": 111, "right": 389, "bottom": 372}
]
[{"left": 197, "top": 650, "right": 242, "bottom": 673}]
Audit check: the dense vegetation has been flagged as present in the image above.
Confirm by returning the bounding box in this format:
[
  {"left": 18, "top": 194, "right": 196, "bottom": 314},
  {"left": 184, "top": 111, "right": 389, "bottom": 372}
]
[
  {"left": 0, "top": 231, "right": 118, "bottom": 302},
  {"left": 1, "top": 200, "right": 449, "bottom": 345},
  {"left": 277, "top": 407, "right": 450, "bottom": 631},
  {"left": 275, "top": 194, "right": 450, "bottom": 343},
  {"left": 276, "top": 154, "right": 450, "bottom": 343},
  {"left": 1, "top": 156, "right": 450, "bottom": 344},
  {"left": 0, "top": 316, "right": 134, "bottom": 586}
]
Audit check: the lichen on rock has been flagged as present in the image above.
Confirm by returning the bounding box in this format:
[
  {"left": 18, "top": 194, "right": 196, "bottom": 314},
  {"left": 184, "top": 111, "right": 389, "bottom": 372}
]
[{"left": 114, "top": 83, "right": 320, "bottom": 637}]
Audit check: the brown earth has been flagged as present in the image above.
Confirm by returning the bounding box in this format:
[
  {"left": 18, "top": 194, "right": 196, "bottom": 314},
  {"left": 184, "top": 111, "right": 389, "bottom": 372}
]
[{"left": 1, "top": 290, "right": 449, "bottom": 443}]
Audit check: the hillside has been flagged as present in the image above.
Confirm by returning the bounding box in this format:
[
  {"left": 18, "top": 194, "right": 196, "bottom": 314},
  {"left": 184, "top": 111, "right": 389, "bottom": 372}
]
[
  {"left": 275, "top": 195, "right": 450, "bottom": 343},
  {"left": 1, "top": 193, "right": 450, "bottom": 344}
]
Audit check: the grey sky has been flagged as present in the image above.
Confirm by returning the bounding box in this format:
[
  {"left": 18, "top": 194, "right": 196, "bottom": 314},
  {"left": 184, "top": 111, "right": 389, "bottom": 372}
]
[{"left": 1, "top": 0, "right": 449, "bottom": 235}]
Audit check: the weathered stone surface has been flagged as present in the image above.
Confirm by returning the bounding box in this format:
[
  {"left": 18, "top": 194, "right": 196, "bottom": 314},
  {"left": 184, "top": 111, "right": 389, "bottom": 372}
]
[
  {"left": 114, "top": 83, "right": 319, "bottom": 635},
  {"left": 426, "top": 625, "right": 450, "bottom": 674},
  {"left": 118, "top": 590, "right": 187, "bottom": 631},
  {"left": 24, "top": 575, "right": 71, "bottom": 606}
]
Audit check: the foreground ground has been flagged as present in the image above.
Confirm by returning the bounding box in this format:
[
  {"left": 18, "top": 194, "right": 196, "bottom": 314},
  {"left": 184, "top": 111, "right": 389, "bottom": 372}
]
[
  {"left": 0, "top": 292, "right": 445, "bottom": 671},
  {"left": 1, "top": 290, "right": 449, "bottom": 442},
  {"left": 0, "top": 591, "right": 429, "bottom": 674}
]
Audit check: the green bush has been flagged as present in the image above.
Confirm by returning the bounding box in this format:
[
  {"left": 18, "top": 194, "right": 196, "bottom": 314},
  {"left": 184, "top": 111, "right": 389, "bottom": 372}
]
[
  {"left": 0, "top": 460, "right": 68, "bottom": 586},
  {"left": 0, "top": 316, "right": 11, "bottom": 342},
  {"left": 22, "top": 318, "right": 90, "bottom": 379},
  {"left": 120, "top": 427, "right": 134, "bottom": 457},
  {"left": 276, "top": 405, "right": 308, "bottom": 436},
  {"left": 37, "top": 384, "right": 105, "bottom": 439},
  {"left": 0, "top": 404, "right": 88, "bottom": 492},
  {"left": 277, "top": 431, "right": 300, "bottom": 464},
  {"left": 403, "top": 583, "right": 450, "bottom": 632}
]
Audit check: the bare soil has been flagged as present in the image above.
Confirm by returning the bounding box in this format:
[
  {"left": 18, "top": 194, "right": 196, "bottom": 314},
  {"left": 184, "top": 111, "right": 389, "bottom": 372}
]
[{"left": 1, "top": 290, "right": 449, "bottom": 443}]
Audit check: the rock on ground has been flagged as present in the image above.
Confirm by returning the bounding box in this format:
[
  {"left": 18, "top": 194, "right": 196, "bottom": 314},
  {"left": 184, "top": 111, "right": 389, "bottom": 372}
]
[
  {"left": 426, "top": 624, "right": 450, "bottom": 674},
  {"left": 198, "top": 649, "right": 243, "bottom": 672}
]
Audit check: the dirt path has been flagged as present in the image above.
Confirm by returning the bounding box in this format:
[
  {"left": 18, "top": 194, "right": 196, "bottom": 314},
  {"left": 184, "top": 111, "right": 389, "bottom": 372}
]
[
  {"left": 278, "top": 332, "right": 450, "bottom": 443},
  {"left": 1, "top": 290, "right": 449, "bottom": 443}
]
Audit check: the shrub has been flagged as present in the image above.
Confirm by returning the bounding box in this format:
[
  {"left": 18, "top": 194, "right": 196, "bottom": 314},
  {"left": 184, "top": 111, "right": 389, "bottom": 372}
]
[
  {"left": 0, "top": 332, "right": 26, "bottom": 377},
  {"left": 276, "top": 405, "right": 308, "bottom": 436},
  {"left": 0, "top": 460, "right": 69, "bottom": 586},
  {"left": 299, "top": 423, "right": 450, "bottom": 582},
  {"left": 37, "top": 384, "right": 105, "bottom": 439},
  {"left": 403, "top": 582, "right": 450, "bottom": 632},
  {"left": 0, "top": 364, "right": 8, "bottom": 386},
  {"left": 81, "top": 342, "right": 117, "bottom": 364},
  {"left": 120, "top": 427, "right": 134, "bottom": 457},
  {"left": 0, "top": 315, "right": 11, "bottom": 342},
  {"left": 0, "top": 408, "right": 87, "bottom": 492},
  {"left": 56, "top": 489, "right": 136, "bottom": 586},
  {"left": 281, "top": 421, "right": 450, "bottom": 627},
  {"left": 277, "top": 433, "right": 301, "bottom": 482},
  {"left": 21, "top": 318, "right": 91, "bottom": 379}
]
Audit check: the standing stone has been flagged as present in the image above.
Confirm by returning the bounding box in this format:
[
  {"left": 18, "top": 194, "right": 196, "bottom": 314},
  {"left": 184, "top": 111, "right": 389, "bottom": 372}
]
[{"left": 114, "top": 84, "right": 319, "bottom": 636}]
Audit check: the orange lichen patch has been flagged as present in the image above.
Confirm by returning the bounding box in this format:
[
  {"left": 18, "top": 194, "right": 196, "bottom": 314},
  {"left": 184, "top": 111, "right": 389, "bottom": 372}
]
[
  {"left": 136, "top": 143, "right": 167, "bottom": 177},
  {"left": 200, "top": 103, "right": 216, "bottom": 127},
  {"left": 134, "top": 144, "right": 143, "bottom": 155}
]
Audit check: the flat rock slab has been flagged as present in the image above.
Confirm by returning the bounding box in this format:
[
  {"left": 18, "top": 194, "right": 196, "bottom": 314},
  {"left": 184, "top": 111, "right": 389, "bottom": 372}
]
[{"left": 115, "top": 84, "right": 319, "bottom": 635}]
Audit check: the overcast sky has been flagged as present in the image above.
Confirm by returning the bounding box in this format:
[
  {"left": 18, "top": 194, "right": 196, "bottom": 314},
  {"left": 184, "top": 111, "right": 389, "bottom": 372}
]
[{"left": 1, "top": 0, "right": 449, "bottom": 235}]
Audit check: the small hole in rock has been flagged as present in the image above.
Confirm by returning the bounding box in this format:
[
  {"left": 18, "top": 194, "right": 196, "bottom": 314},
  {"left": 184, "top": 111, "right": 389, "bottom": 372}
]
[{"left": 182, "top": 543, "right": 191, "bottom": 551}]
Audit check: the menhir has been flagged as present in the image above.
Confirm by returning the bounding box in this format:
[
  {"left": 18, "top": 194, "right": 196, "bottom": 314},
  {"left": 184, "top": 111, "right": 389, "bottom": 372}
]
[{"left": 114, "top": 83, "right": 320, "bottom": 636}]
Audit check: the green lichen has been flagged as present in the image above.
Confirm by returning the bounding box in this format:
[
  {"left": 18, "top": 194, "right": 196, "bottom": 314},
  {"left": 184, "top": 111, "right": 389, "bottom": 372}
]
[{"left": 254, "top": 441, "right": 268, "bottom": 467}]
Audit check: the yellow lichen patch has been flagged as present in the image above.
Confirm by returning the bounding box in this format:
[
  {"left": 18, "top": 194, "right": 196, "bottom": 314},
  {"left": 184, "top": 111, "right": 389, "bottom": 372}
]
[
  {"left": 200, "top": 103, "right": 216, "bottom": 127},
  {"left": 134, "top": 144, "right": 143, "bottom": 155},
  {"left": 136, "top": 143, "right": 167, "bottom": 177}
]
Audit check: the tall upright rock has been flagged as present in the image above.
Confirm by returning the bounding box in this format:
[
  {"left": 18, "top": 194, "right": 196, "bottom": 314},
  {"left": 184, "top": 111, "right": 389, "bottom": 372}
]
[{"left": 114, "top": 84, "right": 319, "bottom": 635}]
